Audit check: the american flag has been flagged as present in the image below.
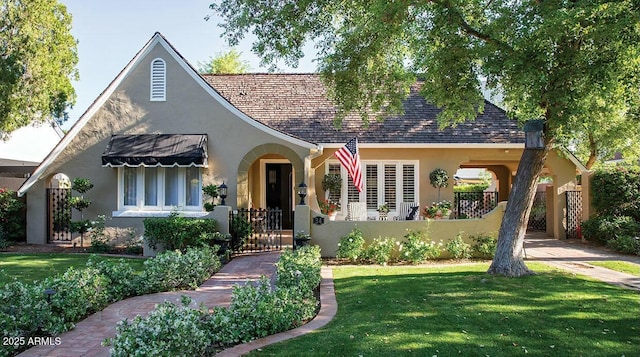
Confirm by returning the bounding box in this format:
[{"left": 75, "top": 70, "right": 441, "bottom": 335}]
[{"left": 334, "top": 137, "right": 363, "bottom": 192}]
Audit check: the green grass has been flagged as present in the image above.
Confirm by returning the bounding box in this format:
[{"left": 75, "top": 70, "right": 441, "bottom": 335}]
[
  {"left": 250, "top": 263, "right": 640, "bottom": 357},
  {"left": 587, "top": 260, "right": 640, "bottom": 276},
  {"left": 0, "top": 253, "right": 147, "bottom": 284}
]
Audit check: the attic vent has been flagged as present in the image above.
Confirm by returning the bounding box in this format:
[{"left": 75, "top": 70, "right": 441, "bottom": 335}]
[{"left": 150, "top": 58, "right": 166, "bottom": 101}]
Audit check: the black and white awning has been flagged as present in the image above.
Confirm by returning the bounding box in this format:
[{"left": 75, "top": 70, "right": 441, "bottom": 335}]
[{"left": 101, "top": 134, "right": 208, "bottom": 167}]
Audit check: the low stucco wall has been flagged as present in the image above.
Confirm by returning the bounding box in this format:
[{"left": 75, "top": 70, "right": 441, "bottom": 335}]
[{"left": 309, "top": 202, "right": 506, "bottom": 257}]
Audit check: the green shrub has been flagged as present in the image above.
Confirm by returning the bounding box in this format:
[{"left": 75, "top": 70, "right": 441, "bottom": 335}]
[
  {"left": 401, "top": 230, "right": 441, "bottom": 264},
  {"left": 143, "top": 212, "right": 217, "bottom": 251},
  {"left": 86, "top": 257, "right": 139, "bottom": 301},
  {"left": 139, "top": 246, "right": 221, "bottom": 294},
  {"left": 364, "top": 237, "right": 396, "bottom": 265},
  {"left": 591, "top": 167, "right": 640, "bottom": 220},
  {"left": 108, "top": 246, "right": 322, "bottom": 354},
  {"left": 0, "top": 188, "right": 25, "bottom": 241},
  {"left": 230, "top": 215, "right": 252, "bottom": 251},
  {"left": 471, "top": 233, "right": 497, "bottom": 259},
  {"left": 107, "top": 296, "right": 211, "bottom": 357},
  {"left": 454, "top": 183, "right": 490, "bottom": 192},
  {"left": 581, "top": 215, "right": 639, "bottom": 245},
  {"left": 606, "top": 235, "right": 640, "bottom": 256},
  {"left": 337, "top": 228, "right": 366, "bottom": 262},
  {"left": 275, "top": 245, "right": 322, "bottom": 292},
  {"left": 446, "top": 233, "right": 472, "bottom": 259},
  {"left": 88, "top": 215, "right": 111, "bottom": 253}
]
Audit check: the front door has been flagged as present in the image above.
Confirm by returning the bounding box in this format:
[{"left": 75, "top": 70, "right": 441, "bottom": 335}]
[{"left": 265, "top": 163, "right": 292, "bottom": 229}]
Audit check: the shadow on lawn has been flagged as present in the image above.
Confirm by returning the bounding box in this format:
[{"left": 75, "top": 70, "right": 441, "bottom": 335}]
[{"left": 260, "top": 265, "right": 639, "bottom": 357}]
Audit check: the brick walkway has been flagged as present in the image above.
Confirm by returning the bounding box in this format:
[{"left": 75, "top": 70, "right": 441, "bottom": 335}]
[{"left": 19, "top": 252, "right": 284, "bottom": 357}]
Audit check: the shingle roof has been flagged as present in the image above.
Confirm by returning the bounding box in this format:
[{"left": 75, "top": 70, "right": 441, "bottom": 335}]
[{"left": 201, "top": 73, "right": 524, "bottom": 145}]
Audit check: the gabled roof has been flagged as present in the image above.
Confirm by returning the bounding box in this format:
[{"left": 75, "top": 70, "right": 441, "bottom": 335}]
[
  {"left": 18, "top": 33, "right": 317, "bottom": 196},
  {"left": 202, "top": 74, "right": 525, "bottom": 145}
]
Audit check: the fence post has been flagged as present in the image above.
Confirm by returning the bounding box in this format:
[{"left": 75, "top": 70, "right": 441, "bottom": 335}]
[{"left": 212, "top": 205, "right": 231, "bottom": 234}]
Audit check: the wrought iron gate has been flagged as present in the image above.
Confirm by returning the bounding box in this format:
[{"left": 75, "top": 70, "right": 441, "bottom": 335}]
[
  {"left": 453, "top": 191, "right": 499, "bottom": 219},
  {"left": 528, "top": 191, "right": 547, "bottom": 231},
  {"left": 565, "top": 190, "right": 583, "bottom": 239},
  {"left": 47, "top": 188, "right": 72, "bottom": 241},
  {"left": 230, "top": 208, "right": 282, "bottom": 253}
]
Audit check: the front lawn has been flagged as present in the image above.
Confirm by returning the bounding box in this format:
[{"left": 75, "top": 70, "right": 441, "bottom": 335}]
[
  {"left": 0, "top": 253, "right": 147, "bottom": 284},
  {"left": 587, "top": 260, "right": 640, "bottom": 277},
  {"left": 250, "top": 263, "right": 639, "bottom": 356}
]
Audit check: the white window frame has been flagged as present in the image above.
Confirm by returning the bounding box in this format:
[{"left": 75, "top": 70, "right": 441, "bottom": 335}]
[
  {"left": 114, "top": 166, "right": 205, "bottom": 217},
  {"left": 150, "top": 58, "right": 166, "bottom": 101},
  {"left": 325, "top": 160, "right": 419, "bottom": 216}
]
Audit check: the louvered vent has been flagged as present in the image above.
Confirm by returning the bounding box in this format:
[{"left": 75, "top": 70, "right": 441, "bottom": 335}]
[{"left": 150, "top": 58, "right": 166, "bottom": 101}]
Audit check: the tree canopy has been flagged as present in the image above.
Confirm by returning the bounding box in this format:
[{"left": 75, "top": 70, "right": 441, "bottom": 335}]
[
  {"left": 0, "top": 0, "right": 78, "bottom": 137},
  {"left": 198, "top": 48, "right": 251, "bottom": 74},
  {"left": 210, "top": 0, "right": 640, "bottom": 276}
]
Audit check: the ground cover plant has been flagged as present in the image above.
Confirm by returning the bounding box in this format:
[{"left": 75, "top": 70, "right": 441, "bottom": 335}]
[
  {"left": 586, "top": 261, "right": 640, "bottom": 277},
  {"left": 107, "top": 246, "right": 322, "bottom": 356},
  {"left": 249, "top": 263, "right": 639, "bottom": 357},
  {"left": 0, "top": 247, "right": 221, "bottom": 357},
  {"left": 0, "top": 253, "right": 146, "bottom": 284}
]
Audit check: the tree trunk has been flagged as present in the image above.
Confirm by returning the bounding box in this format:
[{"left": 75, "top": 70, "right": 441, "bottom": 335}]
[{"left": 487, "top": 145, "right": 550, "bottom": 277}]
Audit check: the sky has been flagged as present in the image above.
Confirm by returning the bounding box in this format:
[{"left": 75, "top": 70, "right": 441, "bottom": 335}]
[{"left": 59, "top": 0, "right": 316, "bottom": 129}]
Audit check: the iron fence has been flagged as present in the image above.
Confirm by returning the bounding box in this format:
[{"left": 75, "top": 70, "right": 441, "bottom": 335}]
[
  {"left": 229, "top": 208, "right": 282, "bottom": 253},
  {"left": 453, "top": 191, "right": 499, "bottom": 219},
  {"left": 528, "top": 191, "right": 547, "bottom": 231},
  {"left": 565, "top": 190, "right": 583, "bottom": 239}
]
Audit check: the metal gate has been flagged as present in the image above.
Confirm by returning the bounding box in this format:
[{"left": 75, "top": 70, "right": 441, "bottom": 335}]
[
  {"left": 453, "top": 191, "right": 499, "bottom": 219},
  {"left": 528, "top": 191, "right": 547, "bottom": 231},
  {"left": 565, "top": 190, "right": 583, "bottom": 239},
  {"left": 230, "top": 208, "right": 282, "bottom": 253},
  {"left": 47, "top": 188, "right": 72, "bottom": 241}
]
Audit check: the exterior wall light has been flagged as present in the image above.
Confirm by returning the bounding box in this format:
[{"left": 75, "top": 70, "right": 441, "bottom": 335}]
[{"left": 297, "top": 182, "right": 308, "bottom": 205}]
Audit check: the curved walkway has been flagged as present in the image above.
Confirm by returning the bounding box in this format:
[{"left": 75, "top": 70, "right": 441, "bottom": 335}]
[
  {"left": 524, "top": 232, "right": 640, "bottom": 291},
  {"left": 19, "top": 251, "right": 337, "bottom": 357}
]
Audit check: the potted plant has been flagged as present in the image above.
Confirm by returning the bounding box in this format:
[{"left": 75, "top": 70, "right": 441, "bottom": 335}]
[
  {"left": 429, "top": 168, "right": 449, "bottom": 202},
  {"left": 377, "top": 202, "right": 390, "bottom": 220},
  {"left": 294, "top": 231, "right": 312, "bottom": 249},
  {"left": 322, "top": 173, "right": 342, "bottom": 196},
  {"left": 319, "top": 199, "right": 340, "bottom": 220},
  {"left": 202, "top": 184, "right": 218, "bottom": 212},
  {"left": 424, "top": 201, "right": 452, "bottom": 219}
]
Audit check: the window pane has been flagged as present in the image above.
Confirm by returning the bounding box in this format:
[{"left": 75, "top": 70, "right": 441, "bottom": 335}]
[
  {"left": 164, "top": 168, "right": 179, "bottom": 206},
  {"left": 328, "top": 164, "right": 341, "bottom": 203},
  {"left": 403, "top": 164, "right": 416, "bottom": 202},
  {"left": 347, "top": 178, "right": 360, "bottom": 203},
  {"left": 185, "top": 167, "right": 200, "bottom": 206},
  {"left": 366, "top": 165, "right": 378, "bottom": 210},
  {"left": 123, "top": 167, "right": 137, "bottom": 206},
  {"left": 384, "top": 165, "right": 397, "bottom": 210},
  {"left": 145, "top": 167, "right": 158, "bottom": 206}
]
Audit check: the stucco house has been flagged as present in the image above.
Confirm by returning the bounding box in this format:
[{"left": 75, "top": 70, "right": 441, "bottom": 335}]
[{"left": 17, "top": 33, "right": 589, "bottom": 252}]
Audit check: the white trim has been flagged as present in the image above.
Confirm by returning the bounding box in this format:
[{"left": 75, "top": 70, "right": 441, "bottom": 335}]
[
  {"left": 18, "top": 32, "right": 317, "bottom": 197},
  {"left": 150, "top": 58, "right": 166, "bottom": 101},
  {"left": 112, "top": 210, "right": 209, "bottom": 218}
]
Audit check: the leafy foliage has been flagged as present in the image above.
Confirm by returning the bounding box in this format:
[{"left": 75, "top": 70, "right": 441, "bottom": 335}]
[
  {"left": 471, "top": 233, "right": 498, "bottom": 259},
  {"left": 108, "top": 246, "right": 321, "bottom": 355},
  {"left": 0, "top": 247, "right": 221, "bottom": 356},
  {"left": 429, "top": 168, "right": 449, "bottom": 189},
  {"left": 0, "top": 0, "right": 78, "bottom": 134},
  {"left": 591, "top": 167, "right": 640, "bottom": 220},
  {"left": 445, "top": 233, "right": 472, "bottom": 259},
  {"left": 363, "top": 237, "right": 396, "bottom": 265},
  {"left": 0, "top": 188, "right": 24, "bottom": 242},
  {"left": 143, "top": 213, "right": 218, "bottom": 251},
  {"left": 401, "top": 230, "right": 442, "bottom": 264},
  {"left": 197, "top": 48, "right": 250, "bottom": 74},
  {"left": 337, "top": 228, "right": 366, "bottom": 262}
]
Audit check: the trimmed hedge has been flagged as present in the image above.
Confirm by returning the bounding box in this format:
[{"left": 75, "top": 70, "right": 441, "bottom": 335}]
[{"left": 143, "top": 213, "right": 217, "bottom": 251}]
